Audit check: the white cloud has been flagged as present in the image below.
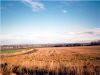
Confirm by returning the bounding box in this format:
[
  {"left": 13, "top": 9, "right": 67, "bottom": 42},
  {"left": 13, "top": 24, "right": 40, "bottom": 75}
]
[
  {"left": 24, "top": 0, "right": 32, "bottom": 3},
  {"left": 0, "top": 28, "right": 100, "bottom": 44},
  {"left": 23, "top": 0, "right": 45, "bottom": 12},
  {"left": 0, "top": 34, "right": 38, "bottom": 40},
  {"left": 62, "top": 9, "right": 68, "bottom": 13},
  {"left": 67, "top": 28, "right": 100, "bottom": 35},
  {"left": 57, "top": 28, "right": 100, "bottom": 43},
  {"left": 81, "top": 29, "right": 100, "bottom": 35},
  {"left": 1, "top": 28, "right": 100, "bottom": 40}
]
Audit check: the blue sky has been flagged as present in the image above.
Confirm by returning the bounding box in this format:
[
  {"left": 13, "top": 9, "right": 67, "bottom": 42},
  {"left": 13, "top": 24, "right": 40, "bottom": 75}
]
[{"left": 0, "top": 0, "right": 100, "bottom": 44}]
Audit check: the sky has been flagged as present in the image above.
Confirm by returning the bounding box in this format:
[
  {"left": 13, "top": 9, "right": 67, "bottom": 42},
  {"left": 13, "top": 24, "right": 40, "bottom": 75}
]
[{"left": 0, "top": 0, "right": 100, "bottom": 45}]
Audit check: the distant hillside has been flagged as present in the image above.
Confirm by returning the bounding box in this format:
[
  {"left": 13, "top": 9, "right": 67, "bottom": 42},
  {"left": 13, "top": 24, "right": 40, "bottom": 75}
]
[{"left": 0, "top": 40, "right": 100, "bottom": 50}]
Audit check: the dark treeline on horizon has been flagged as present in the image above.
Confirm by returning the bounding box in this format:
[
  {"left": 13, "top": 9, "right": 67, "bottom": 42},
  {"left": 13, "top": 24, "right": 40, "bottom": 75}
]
[{"left": 0, "top": 40, "right": 100, "bottom": 50}]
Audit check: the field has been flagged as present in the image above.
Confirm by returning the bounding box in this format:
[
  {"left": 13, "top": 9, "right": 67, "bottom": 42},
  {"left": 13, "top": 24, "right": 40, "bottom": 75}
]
[
  {"left": 0, "top": 49, "right": 28, "bottom": 54},
  {"left": 0, "top": 46, "right": 100, "bottom": 75}
]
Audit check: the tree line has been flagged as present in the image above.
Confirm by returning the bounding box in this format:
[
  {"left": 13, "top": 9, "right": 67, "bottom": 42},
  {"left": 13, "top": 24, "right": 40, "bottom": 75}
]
[{"left": 0, "top": 40, "right": 100, "bottom": 50}]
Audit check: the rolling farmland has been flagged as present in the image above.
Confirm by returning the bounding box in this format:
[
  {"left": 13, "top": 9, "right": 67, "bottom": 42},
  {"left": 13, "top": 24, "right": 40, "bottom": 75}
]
[{"left": 0, "top": 46, "right": 100, "bottom": 75}]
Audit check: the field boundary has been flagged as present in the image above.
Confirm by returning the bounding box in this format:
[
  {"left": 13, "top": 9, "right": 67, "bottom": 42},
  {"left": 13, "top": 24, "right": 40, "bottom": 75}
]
[{"left": 0, "top": 49, "right": 37, "bottom": 57}]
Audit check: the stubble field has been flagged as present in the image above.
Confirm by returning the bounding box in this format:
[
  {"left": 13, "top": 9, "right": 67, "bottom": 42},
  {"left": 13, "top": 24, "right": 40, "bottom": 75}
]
[{"left": 0, "top": 46, "right": 100, "bottom": 75}]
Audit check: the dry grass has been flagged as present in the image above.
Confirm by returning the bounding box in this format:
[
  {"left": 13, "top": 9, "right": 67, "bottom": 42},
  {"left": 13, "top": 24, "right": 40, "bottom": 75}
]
[{"left": 0, "top": 46, "right": 100, "bottom": 75}]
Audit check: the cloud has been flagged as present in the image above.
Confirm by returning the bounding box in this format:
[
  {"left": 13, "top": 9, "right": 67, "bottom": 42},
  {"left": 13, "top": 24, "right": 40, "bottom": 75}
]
[
  {"left": 67, "top": 28, "right": 100, "bottom": 35},
  {"left": 1, "top": 28, "right": 100, "bottom": 44},
  {"left": 62, "top": 9, "right": 68, "bottom": 13},
  {"left": 79, "top": 29, "right": 100, "bottom": 35},
  {"left": 23, "top": 0, "right": 45, "bottom": 12},
  {"left": 79, "top": 31, "right": 95, "bottom": 35},
  {"left": 58, "top": 28, "right": 100, "bottom": 43},
  {"left": 0, "top": 35, "right": 25, "bottom": 40}
]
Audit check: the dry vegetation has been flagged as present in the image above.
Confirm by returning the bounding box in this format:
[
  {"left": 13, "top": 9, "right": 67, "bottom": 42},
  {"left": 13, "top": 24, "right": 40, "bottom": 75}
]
[{"left": 0, "top": 46, "right": 100, "bottom": 75}]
